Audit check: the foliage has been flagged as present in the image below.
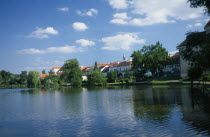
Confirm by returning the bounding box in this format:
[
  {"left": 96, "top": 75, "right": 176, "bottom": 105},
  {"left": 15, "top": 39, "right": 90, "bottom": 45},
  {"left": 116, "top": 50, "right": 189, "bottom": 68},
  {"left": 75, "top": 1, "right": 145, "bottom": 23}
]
[
  {"left": 107, "top": 71, "right": 117, "bottom": 83},
  {"left": 28, "top": 71, "right": 40, "bottom": 87},
  {"left": 188, "top": 0, "right": 210, "bottom": 15},
  {"left": 42, "top": 69, "right": 46, "bottom": 74},
  {"left": 131, "top": 42, "right": 169, "bottom": 80},
  {"left": 93, "top": 61, "right": 99, "bottom": 71},
  {"left": 20, "top": 71, "right": 28, "bottom": 85},
  {"left": 61, "top": 59, "right": 82, "bottom": 87},
  {"left": 87, "top": 70, "right": 107, "bottom": 86},
  {"left": 180, "top": 32, "right": 210, "bottom": 71},
  {"left": 41, "top": 75, "right": 60, "bottom": 86},
  {"left": 0, "top": 75, "right": 2, "bottom": 84},
  {"left": 0, "top": 70, "right": 12, "bottom": 84}
]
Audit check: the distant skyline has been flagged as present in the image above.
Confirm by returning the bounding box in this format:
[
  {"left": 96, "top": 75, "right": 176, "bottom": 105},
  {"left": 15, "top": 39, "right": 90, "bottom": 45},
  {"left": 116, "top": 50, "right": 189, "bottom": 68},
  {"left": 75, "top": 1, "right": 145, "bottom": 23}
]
[{"left": 0, "top": 0, "right": 209, "bottom": 74}]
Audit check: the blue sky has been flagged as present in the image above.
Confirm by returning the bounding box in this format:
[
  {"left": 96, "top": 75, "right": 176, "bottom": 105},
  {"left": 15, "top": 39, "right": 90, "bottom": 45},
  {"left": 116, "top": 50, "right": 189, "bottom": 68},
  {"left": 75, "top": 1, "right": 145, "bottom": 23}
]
[{"left": 0, "top": 0, "right": 209, "bottom": 74}]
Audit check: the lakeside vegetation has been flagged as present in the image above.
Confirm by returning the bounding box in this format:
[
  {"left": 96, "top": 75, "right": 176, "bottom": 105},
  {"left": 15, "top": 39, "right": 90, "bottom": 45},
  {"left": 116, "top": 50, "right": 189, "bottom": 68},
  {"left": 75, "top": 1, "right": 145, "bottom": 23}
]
[{"left": 1, "top": 41, "right": 210, "bottom": 89}]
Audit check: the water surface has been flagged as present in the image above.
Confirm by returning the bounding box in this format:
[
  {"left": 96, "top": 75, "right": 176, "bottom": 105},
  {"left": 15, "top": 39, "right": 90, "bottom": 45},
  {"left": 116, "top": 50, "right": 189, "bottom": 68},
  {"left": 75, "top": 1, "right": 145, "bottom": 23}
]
[{"left": 0, "top": 86, "right": 210, "bottom": 137}]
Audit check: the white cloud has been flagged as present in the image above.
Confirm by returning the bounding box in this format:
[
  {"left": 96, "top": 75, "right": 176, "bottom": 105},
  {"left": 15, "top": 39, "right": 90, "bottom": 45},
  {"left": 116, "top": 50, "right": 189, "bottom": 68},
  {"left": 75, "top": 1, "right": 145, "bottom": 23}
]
[
  {"left": 109, "top": 0, "right": 204, "bottom": 26},
  {"left": 113, "top": 12, "right": 130, "bottom": 19},
  {"left": 18, "top": 45, "right": 84, "bottom": 54},
  {"left": 186, "top": 22, "right": 203, "bottom": 28},
  {"left": 76, "top": 39, "right": 95, "bottom": 47},
  {"left": 28, "top": 27, "right": 59, "bottom": 39},
  {"left": 194, "top": 23, "right": 202, "bottom": 26},
  {"left": 108, "top": 0, "right": 128, "bottom": 10},
  {"left": 101, "top": 33, "right": 145, "bottom": 50},
  {"left": 110, "top": 19, "right": 128, "bottom": 24},
  {"left": 76, "top": 8, "right": 98, "bottom": 16},
  {"left": 57, "top": 7, "right": 69, "bottom": 12},
  {"left": 72, "top": 22, "right": 88, "bottom": 31}
]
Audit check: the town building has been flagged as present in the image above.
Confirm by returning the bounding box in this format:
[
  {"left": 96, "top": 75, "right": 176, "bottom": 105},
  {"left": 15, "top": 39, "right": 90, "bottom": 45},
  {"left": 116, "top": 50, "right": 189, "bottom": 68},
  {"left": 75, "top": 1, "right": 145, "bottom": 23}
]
[{"left": 177, "top": 20, "right": 210, "bottom": 78}]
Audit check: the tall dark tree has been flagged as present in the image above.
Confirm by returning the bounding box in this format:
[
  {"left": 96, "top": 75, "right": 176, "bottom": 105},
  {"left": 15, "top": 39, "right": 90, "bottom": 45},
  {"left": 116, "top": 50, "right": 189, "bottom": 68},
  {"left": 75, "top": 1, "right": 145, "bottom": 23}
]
[
  {"left": 93, "top": 61, "right": 99, "bottom": 71},
  {"left": 188, "top": 0, "right": 210, "bottom": 15},
  {"left": 20, "top": 71, "right": 28, "bottom": 85},
  {"left": 42, "top": 69, "right": 46, "bottom": 74},
  {"left": 0, "top": 70, "right": 12, "bottom": 84}
]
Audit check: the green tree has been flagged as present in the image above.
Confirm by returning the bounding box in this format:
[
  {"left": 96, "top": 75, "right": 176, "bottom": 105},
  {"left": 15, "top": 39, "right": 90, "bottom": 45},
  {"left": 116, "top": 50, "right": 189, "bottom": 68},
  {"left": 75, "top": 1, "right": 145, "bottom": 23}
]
[
  {"left": 188, "top": 0, "right": 210, "bottom": 15},
  {"left": 20, "top": 71, "right": 28, "bottom": 85},
  {"left": 93, "top": 61, "right": 99, "bottom": 71},
  {"left": 42, "top": 69, "right": 46, "bottom": 74},
  {"left": 131, "top": 42, "right": 168, "bottom": 80},
  {"left": 0, "top": 70, "right": 12, "bottom": 84},
  {"left": 28, "top": 71, "right": 40, "bottom": 87},
  {"left": 87, "top": 70, "right": 107, "bottom": 86},
  {"left": 61, "top": 59, "right": 82, "bottom": 87},
  {"left": 131, "top": 51, "right": 147, "bottom": 81},
  {"left": 180, "top": 32, "right": 210, "bottom": 70},
  {"left": 107, "top": 71, "right": 117, "bottom": 83},
  {"left": 0, "top": 74, "right": 2, "bottom": 84}
]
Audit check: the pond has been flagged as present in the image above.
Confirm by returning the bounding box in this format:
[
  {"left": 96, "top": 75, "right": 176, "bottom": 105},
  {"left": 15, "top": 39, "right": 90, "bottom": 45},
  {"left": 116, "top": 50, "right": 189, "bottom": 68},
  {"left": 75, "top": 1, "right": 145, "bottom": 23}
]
[{"left": 0, "top": 86, "right": 210, "bottom": 137}]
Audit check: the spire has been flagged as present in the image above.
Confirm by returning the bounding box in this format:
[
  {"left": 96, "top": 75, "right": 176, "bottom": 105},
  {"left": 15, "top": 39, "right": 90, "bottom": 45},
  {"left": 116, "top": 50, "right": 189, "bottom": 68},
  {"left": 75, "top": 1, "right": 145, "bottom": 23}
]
[{"left": 123, "top": 53, "right": 126, "bottom": 60}]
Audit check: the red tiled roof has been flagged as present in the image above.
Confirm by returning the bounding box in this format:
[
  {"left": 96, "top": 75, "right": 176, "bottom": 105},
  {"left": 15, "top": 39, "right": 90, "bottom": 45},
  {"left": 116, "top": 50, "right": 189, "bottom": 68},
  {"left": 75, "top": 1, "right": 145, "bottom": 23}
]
[
  {"left": 52, "top": 67, "right": 61, "bottom": 70},
  {"left": 39, "top": 74, "right": 49, "bottom": 78}
]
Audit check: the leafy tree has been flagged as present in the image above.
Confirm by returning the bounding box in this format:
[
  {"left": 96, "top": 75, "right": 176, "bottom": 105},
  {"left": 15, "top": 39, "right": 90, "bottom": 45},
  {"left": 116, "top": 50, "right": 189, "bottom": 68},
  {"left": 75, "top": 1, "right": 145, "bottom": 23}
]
[
  {"left": 49, "top": 70, "right": 54, "bottom": 75},
  {"left": 0, "top": 75, "right": 2, "bottom": 84},
  {"left": 107, "top": 71, "right": 117, "bottom": 83},
  {"left": 180, "top": 32, "right": 210, "bottom": 71},
  {"left": 188, "top": 66, "right": 203, "bottom": 87},
  {"left": 0, "top": 70, "right": 12, "bottom": 84},
  {"left": 61, "top": 59, "right": 82, "bottom": 87},
  {"left": 20, "top": 71, "right": 28, "bottom": 85},
  {"left": 131, "top": 42, "right": 168, "bottom": 80},
  {"left": 28, "top": 71, "right": 40, "bottom": 87},
  {"left": 42, "top": 69, "right": 46, "bottom": 74},
  {"left": 87, "top": 70, "right": 107, "bottom": 86},
  {"left": 131, "top": 51, "right": 147, "bottom": 81},
  {"left": 41, "top": 75, "right": 60, "bottom": 86},
  {"left": 188, "top": 0, "right": 210, "bottom": 15}
]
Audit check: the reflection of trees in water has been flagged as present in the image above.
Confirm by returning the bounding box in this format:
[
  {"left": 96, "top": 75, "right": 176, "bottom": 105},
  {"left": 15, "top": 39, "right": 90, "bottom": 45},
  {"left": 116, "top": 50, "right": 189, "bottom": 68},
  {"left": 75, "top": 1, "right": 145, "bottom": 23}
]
[
  {"left": 132, "top": 87, "right": 181, "bottom": 122},
  {"left": 181, "top": 88, "right": 210, "bottom": 135}
]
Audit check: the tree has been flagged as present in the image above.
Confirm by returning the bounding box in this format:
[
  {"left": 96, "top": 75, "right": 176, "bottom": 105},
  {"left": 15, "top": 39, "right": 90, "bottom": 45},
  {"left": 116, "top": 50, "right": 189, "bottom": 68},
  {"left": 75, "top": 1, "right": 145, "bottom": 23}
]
[
  {"left": 93, "top": 61, "right": 99, "bottom": 71},
  {"left": 20, "top": 71, "right": 28, "bottom": 85},
  {"left": 28, "top": 71, "right": 40, "bottom": 87},
  {"left": 49, "top": 70, "right": 54, "bottom": 76},
  {"left": 0, "top": 75, "right": 2, "bottom": 84},
  {"left": 131, "top": 50, "right": 147, "bottom": 81},
  {"left": 131, "top": 42, "right": 168, "bottom": 80},
  {"left": 188, "top": 0, "right": 210, "bottom": 15},
  {"left": 107, "top": 71, "right": 117, "bottom": 83},
  {"left": 0, "top": 70, "right": 12, "bottom": 84},
  {"left": 61, "top": 59, "right": 82, "bottom": 87},
  {"left": 42, "top": 69, "right": 46, "bottom": 74},
  {"left": 87, "top": 70, "right": 107, "bottom": 86},
  {"left": 188, "top": 66, "right": 203, "bottom": 87}
]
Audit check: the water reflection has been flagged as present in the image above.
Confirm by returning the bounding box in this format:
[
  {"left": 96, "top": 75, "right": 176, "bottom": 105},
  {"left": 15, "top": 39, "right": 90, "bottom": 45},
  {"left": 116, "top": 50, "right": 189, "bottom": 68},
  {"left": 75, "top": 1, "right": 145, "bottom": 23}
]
[{"left": 0, "top": 86, "right": 210, "bottom": 137}]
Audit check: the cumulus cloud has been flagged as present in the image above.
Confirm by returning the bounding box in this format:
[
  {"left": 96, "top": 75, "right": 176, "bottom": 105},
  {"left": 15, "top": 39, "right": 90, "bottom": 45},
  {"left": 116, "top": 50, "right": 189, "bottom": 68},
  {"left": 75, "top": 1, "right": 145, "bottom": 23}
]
[
  {"left": 110, "top": 12, "right": 130, "bottom": 24},
  {"left": 57, "top": 7, "right": 69, "bottom": 12},
  {"left": 28, "top": 27, "right": 59, "bottom": 38},
  {"left": 76, "top": 39, "right": 95, "bottom": 47},
  {"left": 72, "top": 22, "right": 88, "bottom": 31},
  {"left": 76, "top": 8, "right": 98, "bottom": 16},
  {"left": 17, "top": 45, "right": 84, "bottom": 54},
  {"left": 186, "top": 22, "right": 203, "bottom": 28},
  {"left": 101, "top": 33, "right": 145, "bottom": 50},
  {"left": 109, "top": 0, "right": 204, "bottom": 26},
  {"left": 108, "top": 0, "right": 128, "bottom": 10}
]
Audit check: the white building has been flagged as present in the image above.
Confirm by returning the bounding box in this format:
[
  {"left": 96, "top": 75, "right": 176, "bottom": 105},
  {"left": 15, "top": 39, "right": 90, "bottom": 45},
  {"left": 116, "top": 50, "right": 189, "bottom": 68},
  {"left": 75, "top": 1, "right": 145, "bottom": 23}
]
[{"left": 177, "top": 20, "right": 210, "bottom": 78}]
